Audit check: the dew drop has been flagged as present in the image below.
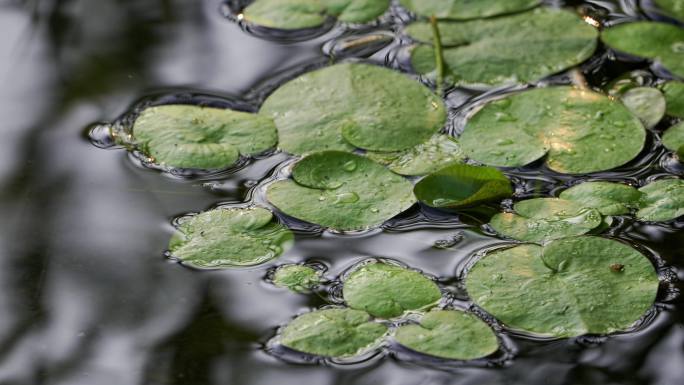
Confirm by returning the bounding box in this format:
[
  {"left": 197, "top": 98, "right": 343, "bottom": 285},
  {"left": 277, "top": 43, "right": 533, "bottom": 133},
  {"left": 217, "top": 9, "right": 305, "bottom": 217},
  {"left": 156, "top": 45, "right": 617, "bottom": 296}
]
[
  {"left": 334, "top": 192, "right": 360, "bottom": 204},
  {"left": 342, "top": 160, "right": 357, "bottom": 172}
]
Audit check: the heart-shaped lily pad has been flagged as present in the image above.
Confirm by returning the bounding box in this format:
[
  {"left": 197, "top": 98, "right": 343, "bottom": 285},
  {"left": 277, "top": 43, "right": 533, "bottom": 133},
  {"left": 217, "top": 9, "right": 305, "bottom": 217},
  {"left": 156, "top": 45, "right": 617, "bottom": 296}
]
[
  {"left": 279, "top": 308, "right": 387, "bottom": 357},
  {"left": 343, "top": 261, "right": 442, "bottom": 318},
  {"left": 267, "top": 151, "right": 416, "bottom": 231},
  {"left": 366, "top": 134, "right": 464, "bottom": 176},
  {"left": 661, "top": 81, "right": 684, "bottom": 118},
  {"left": 601, "top": 22, "right": 684, "bottom": 79},
  {"left": 662, "top": 121, "right": 684, "bottom": 154},
  {"left": 273, "top": 264, "right": 322, "bottom": 292},
  {"left": 168, "top": 207, "right": 294, "bottom": 269},
  {"left": 559, "top": 181, "right": 643, "bottom": 216},
  {"left": 489, "top": 198, "right": 603, "bottom": 243},
  {"left": 459, "top": 86, "right": 646, "bottom": 174},
  {"left": 620, "top": 87, "right": 666, "bottom": 129},
  {"left": 129, "top": 104, "right": 277, "bottom": 170},
  {"left": 466, "top": 236, "right": 660, "bottom": 338},
  {"left": 398, "top": 0, "right": 540, "bottom": 20},
  {"left": 407, "top": 8, "right": 598, "bottom": 86},
  {"left": 260, "top": 63, "right": 446, "bottom": 155},
  {"left": 654, "top": 0, "right": 684, "bottom": 22},
  {"left": 413, "top": 164, "right": 512, "bottom": 209},
  {"left": 394, "top": 310, "right": 499, "bottom": 360},
  {"left": 637, "top": 178, "right": 684, "bottom": 221}
]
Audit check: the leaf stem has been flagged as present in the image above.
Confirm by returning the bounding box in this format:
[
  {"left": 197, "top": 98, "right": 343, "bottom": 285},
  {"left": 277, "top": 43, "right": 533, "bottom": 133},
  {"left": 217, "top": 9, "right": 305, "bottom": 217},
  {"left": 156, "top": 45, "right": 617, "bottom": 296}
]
[{"left": 429, "top": 15, "right": 446, "bottom": 97}]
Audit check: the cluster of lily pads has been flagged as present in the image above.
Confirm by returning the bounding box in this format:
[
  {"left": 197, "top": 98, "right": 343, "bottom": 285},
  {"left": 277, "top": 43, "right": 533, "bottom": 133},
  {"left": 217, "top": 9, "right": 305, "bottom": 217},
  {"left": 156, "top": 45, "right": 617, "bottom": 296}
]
[{"left": 93, "top": 0, "right": 684, "bottom": 365}]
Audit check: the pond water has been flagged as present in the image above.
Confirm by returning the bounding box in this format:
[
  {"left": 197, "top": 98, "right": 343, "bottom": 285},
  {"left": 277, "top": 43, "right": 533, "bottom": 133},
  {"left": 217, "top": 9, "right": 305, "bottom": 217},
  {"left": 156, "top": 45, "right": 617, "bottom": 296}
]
[{"left": 0, "top": 0, "right": 683, "bottom": 384}]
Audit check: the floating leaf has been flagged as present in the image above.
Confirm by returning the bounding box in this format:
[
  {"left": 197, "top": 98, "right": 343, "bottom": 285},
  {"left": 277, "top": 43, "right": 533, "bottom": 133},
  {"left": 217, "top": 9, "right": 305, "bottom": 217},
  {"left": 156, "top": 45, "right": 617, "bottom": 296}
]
[
  {"left": 260, "top": 63, "right": 446, "bottom": 155},
  {"left": 323, "top": 0, "right": 390, "bottom": 23},
  {"left": 662, "top": 121, "right": 684, "bottom": 154},
  {"left": 490, "top": 198, "right": 603, "bottom": 243},
  {"left": 601, "top": 22, "right": 684, "bottom": 79},
  {"left": 661, "top": 81, "right": 684, "bottom": 118},
  {"left": 620, "top": 87, "right": 666, "bottom": 129},
  {"left": 130, "top": 105, "right": 277, "bottom": 170},
  {"left": 560, "top": 181, "right": 643, "bottom": 216},
  {"left": 459, "top": 87, "right": 646, "bottom": 174},
  {"left": 273, "top": 264, "right": 322, "bottom": 292},
  {"left": 399, "top": 0, "right": 540, "bottom": 20},
  {"left": 279, "top": 308, "right": 387, "bottom": 357},
  {"left": 413, "top": 164, "right": 512, "bottom": 208},
  {"left": 168, "top": 207, "right": 293, "bottom": 269},
  {"left": 637, "top": 178, "right": 684, "bottom": 221},
  {"left": 654, "top": 0, "right": 684, "bottom": 22},
  {"left": 407, "top": 9, "right": 598, "bottom": 86},
  {"left": 394, "top": 310, "right": 499, "bottom": 360},
  {"left": 466, "top": 237, "right": 659, "bottom": 338},
  {"left": 267, "top": 151, "right": 416, "bottom": 231},
  {"left": 343, "top": 261, "right": 442, "bottom": 318},
  {"left": 366, "top": 134, "right": 464, "bottom": 176}
]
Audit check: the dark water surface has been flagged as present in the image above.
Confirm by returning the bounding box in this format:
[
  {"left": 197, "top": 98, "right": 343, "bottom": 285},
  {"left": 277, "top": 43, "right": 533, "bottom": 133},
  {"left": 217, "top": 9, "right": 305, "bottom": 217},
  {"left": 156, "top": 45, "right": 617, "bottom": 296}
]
[{"left": 1, "top": 0, "right": 683, "bottom": 384}]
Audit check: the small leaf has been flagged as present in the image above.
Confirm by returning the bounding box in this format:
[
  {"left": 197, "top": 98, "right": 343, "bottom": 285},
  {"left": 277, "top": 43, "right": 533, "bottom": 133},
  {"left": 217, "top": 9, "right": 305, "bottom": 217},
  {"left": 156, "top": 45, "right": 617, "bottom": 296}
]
[
  {"left": 273, "top": 264, "right": 322, "bottom": 292},
  {"left": 366, "top": 134, "right": 464, "bottom": 176},
  {"left": 637, "top": 178, "right": 684, "bottom": 221},
  {"left": 620, "top": 87, "right": 666, "bottom": 129},
  {"left": 168, "top": 207, "right": 293, "bottom": 269},
  {"left": 267, "top": 152, "right": 416, "bottom": 231},
  {"left": 343, "top": 261, "right": 442, "bottom": 318},
  {"left": 279, "top": 308, "right": 387, "bottom": 357},
  {"left": 662, "top": 121, "right": 684, "bottom": 154},
  {"left": 490, "top": 198, "right": 603, "bottom": 243},
  {"left": 559, "top": 181, "right": 644, "bottom": 215},
  {"left": 413, "top": 164, "right": 512, "bottom": 209},
  {"left": 654, "top": 0, "right": 684, "bottom": 22},
  {"left": 399, "top": 0, "right": 541, "bottom": 20},
  {"left": 394, "top": 310, "right": 499, "bottom": 360},
  {"left": 466, "top": 237, "right": 660, "bottom": 337},
  {"left": 661, "top": 81, "right": 684, "bottom": 118}
]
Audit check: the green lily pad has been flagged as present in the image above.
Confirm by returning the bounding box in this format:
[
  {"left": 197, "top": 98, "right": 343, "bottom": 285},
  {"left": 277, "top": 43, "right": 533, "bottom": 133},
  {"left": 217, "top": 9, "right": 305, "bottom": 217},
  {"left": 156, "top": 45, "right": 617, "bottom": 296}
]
[
  {"left": 273, "top": 264, "right": 322, "bottom": 292},
  {"left": 407, "top": 8, "right": 598, "bottom": 86},
  {"left": 168, "top": 207, "right": 294, "bottom": 269},
  {"left": 279, "top": 308, "right": 387, "bottom": 357},
  {"left": 322, "top": 0, "right": 390, "bottom": 23},
  {"left": 260, "top": 63, "right": 446, "bottom": 155},
  {"left": 413, "top": 164, "right": 512, "bottom": 209},
  {"left": 661, "top": 81, "right": 684, "bottom": 118},
  {"left": 398, "top": 0, "right": 540, "bottom": 20},
  {"left": 490, "top": 198, "right": 603, "bottom": 243},
  {"left": 129, "top": 105, "right": 277, "bottom": 170},
  {"left": 366, "top": 134, "right": 464, "bottom": 176},
  {"left": 466, "top": 236, "right": 660, "bottom": 338},
  {"left": 343, "top": 261, "right": 442, "bottom": 318},
  {"left": 394, "top": 310, "right": 499, "bottom": 360},
  {"left": 637, "top": 178, "right": 684, "bottom": 221},
  {"left": 459, "top": 86, "right": 646, "bottom": 174},
  {"left": 559, "top": 181, "right": 644, "bottom": 216},
  {"left": 620, "top": 87, "right": 666, "bottom": 129},
  {"left": 267, "top": 151, "right": 416, "bottom": 231},
  {"left": 601, "top": 22, "right": 684, "bottom": 79},
  {"left": 654, "top": 0, "right": 684, "bottom": 22},
  {"left": 663, "top": 121, "right": 684, "bottom": 153}
]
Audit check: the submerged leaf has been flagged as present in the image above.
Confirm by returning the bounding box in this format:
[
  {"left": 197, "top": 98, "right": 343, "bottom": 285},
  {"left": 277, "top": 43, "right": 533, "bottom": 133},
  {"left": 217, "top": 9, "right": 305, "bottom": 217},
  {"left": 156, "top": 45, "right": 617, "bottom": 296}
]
[
  {"left": 273, "top": 264, "right": 322, "bottom": 292},
  {"left": 260, "top": 63, "right": 446, "bottom": 155},
  {"left": 394, "top": 310, "right": 499, "bottom": 360},
  {"left": 620, "top": 87, "right": 666, "bottom": 129},
  {"left": 460, "top": 86, "right": 645, "bottom": 174},
  {"left": 399, "top": 0, "right": 540, "bottom": 20},
  {"left": 466, "top": 237, "right": 659, "bottom": 338},
  {"left": 168, "top": 207, "right": 293, "bottom": 269},
  {"left": 601, "top": 22, "right": 684, "bottom": 79},
  {"left": 654, "top": 0, "right": 684, "bottom": 22},
  {"left": 662, "top": 121, "right": 684, "bottom": 154},
  {"left": 661, "top": 81, "right": 684, "bottom": 118},
  {"left": 637, "top": 178, "right": 684, "bottom": 221},
  {"left": 343, "top": 261, "right": 442, "bottom": 318},
  {"left": 413, "top": 164, "right": 512, "bottom": 209},
  {"left": 267, "top": 152, "right": 416, "bottom": 231},
  {"left": 559, "top": 181, "right": 644, "bottom": 215},
  {"left": 366, "top": 134, "right": 464, "bottom": 176},
  {"left": 279, "top": 308, "right": 387, "bottom": 357},
  {"left": 407, "top": 8, "right": 598, "bottom": 86}
]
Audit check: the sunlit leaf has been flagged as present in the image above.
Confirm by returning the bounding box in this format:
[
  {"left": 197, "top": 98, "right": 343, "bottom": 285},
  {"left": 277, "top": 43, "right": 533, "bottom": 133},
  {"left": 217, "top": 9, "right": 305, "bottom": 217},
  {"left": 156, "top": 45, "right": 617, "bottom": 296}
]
[
  {"left": 637, "top": 178, "right": 684, "bottom": 221},
  {"left": 366, "top": 134, "right": 464, "bottom": 176},
  {"left": 559, "top": 181, "right": 643, "bottom": 215}
]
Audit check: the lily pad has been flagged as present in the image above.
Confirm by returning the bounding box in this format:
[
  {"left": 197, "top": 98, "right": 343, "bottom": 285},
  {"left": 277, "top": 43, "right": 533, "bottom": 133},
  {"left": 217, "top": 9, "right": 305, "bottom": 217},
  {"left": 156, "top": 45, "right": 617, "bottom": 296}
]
[
  {"left": 662, "top": 121, "right": 684, "bottom": 153},
  {"left": 322, "top": 0, "right": 390, "bottom": 23},
  {"left": 601, "top": 22, "right": 684, "bottom": 79},
  {"left": 168, "top": 207, "right": 293, "bottom": 269},
  {"left": 413, "top": 164, "right": 513, "bottom": 209},
  {"left": 394, "top": 310, "right": 498, "bottom": 360},
  {"left": 661, "top": 81, "right": 684, "bottom": 118},
  {"left": 637, "top": 178, "right": 684, "bottom": 221},
  {"left": 343, "top": 261, "right": 442, "bottom": 318},
  {"left": 279, "top": 308, "right": 387, "bottom": 357},
  {"left": 620, "top": 87, "right": 666, "bottom": 129},
  {"left": 459, "top": 86, "right": 646, "bottom": 174},
  {"left": 559, "top": 181, "right": 643, "bottom": 216},
  {"left": 260, "top": 63, "right": 446, "bottom": 155},
  {"left": 654, "top": 0, "right": 684, "bottom": 22},
  {"left": 407, "top": 8, "right": 598, "bottom": 86},
  {"left": 490, "top": 198, "right": 603, "bottom": 243},
  {"left": 466, "top": 237, "right": 660, "bottom": 338},
  {"left": 273, "top": 264, "right": 322, "bottom": 292},
  {"left": 266, "top": 151, "right": 416, "bottom": 231},
  {"left": 130, "top": 104, "right": 277, "bottom": 170},
  {"left": 366, "top": 134, "right": 464, "bottom": 176},
  {"left": 398, "top": 0, "right": 540, "bottom": 20}
]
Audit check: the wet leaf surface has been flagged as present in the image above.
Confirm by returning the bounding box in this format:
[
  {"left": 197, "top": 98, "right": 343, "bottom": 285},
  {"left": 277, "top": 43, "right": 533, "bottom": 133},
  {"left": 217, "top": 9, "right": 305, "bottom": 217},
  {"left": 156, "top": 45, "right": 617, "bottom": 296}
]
[
  {"left": 366, "top": 134, "right": 464, "bottom": 176},
  {"left": 399, "top": 0, "right": 541, "bottom": 20},
  {"left": 637, "top": 178, "right": 684, "bottom": 221},
  {"left": 273, "top": 264, "right": 322, "bottom": 292},
  {"left": 243, "top": 0, "right": 389, "bottom": 29},
  {"left": 620, "top": 87, "right": 666, "bottom": 129},
  {"left": 559, "top": 181, "right": 643, "bottom": 215}
]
